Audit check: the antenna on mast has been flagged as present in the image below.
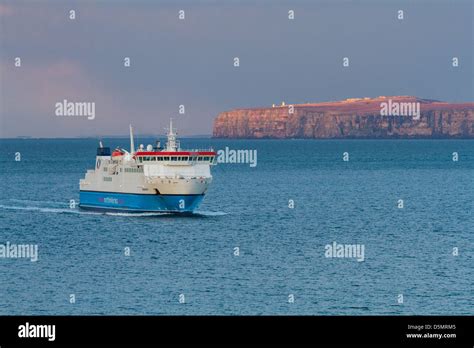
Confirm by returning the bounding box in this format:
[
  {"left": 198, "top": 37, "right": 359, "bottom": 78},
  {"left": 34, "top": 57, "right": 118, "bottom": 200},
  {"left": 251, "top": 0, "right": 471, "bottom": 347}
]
[
  {"left": 167, "top": 118, "right": 175, "bottom": 136},
  {"left": 129, "top": 124, "right": 135, "bottom": 154},
  {"left": 165, "top": 118, "right": 179, "bottom": 151}
]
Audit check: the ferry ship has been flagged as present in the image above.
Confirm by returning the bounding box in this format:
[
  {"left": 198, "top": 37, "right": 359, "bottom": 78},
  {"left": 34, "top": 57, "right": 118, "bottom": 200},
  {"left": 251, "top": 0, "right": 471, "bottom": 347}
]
[{"left": 79, "top": 120, "right": 216, "bottom": 213}]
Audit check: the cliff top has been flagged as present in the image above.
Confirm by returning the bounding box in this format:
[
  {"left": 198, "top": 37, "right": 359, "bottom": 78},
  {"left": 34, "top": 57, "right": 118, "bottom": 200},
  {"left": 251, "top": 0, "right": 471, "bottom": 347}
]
[{"left": 229, "top": 96, "right": 474, "bottom": 113}]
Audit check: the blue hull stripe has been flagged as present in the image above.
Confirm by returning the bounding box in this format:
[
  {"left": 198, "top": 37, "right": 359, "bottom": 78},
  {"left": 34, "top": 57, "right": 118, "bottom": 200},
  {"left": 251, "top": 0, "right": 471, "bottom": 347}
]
[
  {"left": 80, "top": 190, "right": 204, "bottom": 196},
  {"left": 79, "top": 190, "right": 205, "bottom": 212}
]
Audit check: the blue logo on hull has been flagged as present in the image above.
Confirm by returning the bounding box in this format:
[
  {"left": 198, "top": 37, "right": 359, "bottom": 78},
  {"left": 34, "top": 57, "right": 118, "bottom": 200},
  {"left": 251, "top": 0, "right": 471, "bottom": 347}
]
[{"left": 79, "top": 191, "right": 205, "bottom": 213}]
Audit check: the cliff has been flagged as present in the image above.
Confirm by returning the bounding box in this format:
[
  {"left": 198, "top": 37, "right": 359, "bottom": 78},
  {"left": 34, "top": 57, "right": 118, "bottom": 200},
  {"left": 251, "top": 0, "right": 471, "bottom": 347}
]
[{"left": 212, "top": 96, "right": 474, "bottom": 138}]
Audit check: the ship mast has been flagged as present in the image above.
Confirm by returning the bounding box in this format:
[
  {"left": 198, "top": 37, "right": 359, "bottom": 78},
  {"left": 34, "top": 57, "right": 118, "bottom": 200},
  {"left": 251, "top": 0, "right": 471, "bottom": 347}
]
[
  {"left": 166, "top": 118, "right": 179, "bottom": 151},
  {"left": 129, "top": 124, "right": 135, "bottom": 154}
]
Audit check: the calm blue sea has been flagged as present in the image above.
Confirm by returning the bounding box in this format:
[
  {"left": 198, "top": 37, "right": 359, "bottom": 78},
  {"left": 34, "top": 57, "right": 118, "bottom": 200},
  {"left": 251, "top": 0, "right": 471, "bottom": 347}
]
[{"left": 0, "top": 139, "right": 473, "bottom": 315}]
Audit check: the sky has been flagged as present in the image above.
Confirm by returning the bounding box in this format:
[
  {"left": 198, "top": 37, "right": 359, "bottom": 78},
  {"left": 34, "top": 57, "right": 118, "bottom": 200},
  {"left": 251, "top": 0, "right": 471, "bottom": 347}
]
[{"left": 0, "top": 0, "right": 472, "bottom": 137}]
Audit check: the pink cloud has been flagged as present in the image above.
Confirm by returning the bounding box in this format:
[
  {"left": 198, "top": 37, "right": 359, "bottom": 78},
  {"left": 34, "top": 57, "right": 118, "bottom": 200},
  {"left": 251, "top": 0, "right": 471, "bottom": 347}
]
[
  {"left": 0, "top": 60, "right": 139, "bottom": 137},
  {"left": 0, "top": 4, "right": 13, "bottom": 16}
]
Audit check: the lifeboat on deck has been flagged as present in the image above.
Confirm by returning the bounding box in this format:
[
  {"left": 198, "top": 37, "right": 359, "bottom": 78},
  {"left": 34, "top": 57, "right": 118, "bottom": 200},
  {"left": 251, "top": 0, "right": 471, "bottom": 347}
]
[{"left": 112, "top": 148, "right": 124, "bottom": 157}]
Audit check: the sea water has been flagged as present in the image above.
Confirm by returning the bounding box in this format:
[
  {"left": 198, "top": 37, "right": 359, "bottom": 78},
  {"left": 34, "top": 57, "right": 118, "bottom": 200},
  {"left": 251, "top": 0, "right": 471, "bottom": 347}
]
[{"left": 0, "top": 138, "right": 473, "bottom": 315}]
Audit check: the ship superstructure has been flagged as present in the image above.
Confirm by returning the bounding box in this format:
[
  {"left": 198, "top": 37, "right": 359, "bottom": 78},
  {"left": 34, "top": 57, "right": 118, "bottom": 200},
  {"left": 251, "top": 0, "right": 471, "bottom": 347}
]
[{"left": 79, "top": 120, "right": 216, "bottom": 212}]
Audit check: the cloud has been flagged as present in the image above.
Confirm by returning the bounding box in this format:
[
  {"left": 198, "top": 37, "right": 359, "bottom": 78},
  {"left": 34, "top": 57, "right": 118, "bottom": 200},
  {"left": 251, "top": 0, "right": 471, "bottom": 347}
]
[
  {"left": 0, "top": 58, "right": 217, "bottom": 137},
  {"left": 0, "top": 59, "right": 141, "bottom": 137},
  {"left": 0, "top": 4, "right": 13, "bottom": 16}
]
